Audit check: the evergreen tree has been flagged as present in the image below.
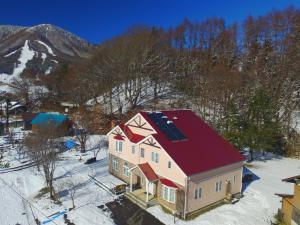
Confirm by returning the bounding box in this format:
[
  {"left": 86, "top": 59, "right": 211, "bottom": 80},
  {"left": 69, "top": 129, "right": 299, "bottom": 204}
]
[{"left": 242, "top": 89, "right": 282, "bottom": 160}]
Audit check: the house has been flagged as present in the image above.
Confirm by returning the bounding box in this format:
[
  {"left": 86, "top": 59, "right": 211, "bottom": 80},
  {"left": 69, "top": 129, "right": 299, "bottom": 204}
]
[
  {"left": 276, "top": 175, "right": 300, "bottom": 225},
  {"left": 0, "top": 101, "right": 26, "bottom": 116},
  {"left": 107, "top": 110, "right": 245, "bottom": 218},
  {"left": 31, "top": 112, "right": 72, "bottom": 135},
  {"left": 22, "top": 112, "right": 38, "bottom": 130}
]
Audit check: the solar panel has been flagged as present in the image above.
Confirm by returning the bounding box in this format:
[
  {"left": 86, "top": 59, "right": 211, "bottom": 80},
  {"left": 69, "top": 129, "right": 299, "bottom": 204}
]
[{"left": 148, "top": 112, "right": 186, "bottom": 141}]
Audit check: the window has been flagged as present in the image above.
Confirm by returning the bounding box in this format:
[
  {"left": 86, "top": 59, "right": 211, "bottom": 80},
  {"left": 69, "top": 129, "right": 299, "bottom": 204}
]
[
  {"left": 132, "top": 146, "right": 135, "bottom": 154},
  {"left": 118, "top": 141, "right": 123, "bottom": 152},
  {"left": 123, "top": 162, "right": 129, "bottom": 177},
  {"left": 155, "top": 153, "right": 159, "bottom": 163},
  {"left": 151, "top": 152, "right": 155, "bottom": 161},
  {"left": 162, "top": 185, "right": 176, "bottom": 203},
  {"left": 112, "top": 158, "right": 119, "bottom": 171},
  {"left": 140, "top": 148, "right": 145, "bottom": 158},
  {"left": 233, "top": 175, "right": 236, "bottom": 183},
  {"left": 215, "top": 181, "right": 222, "bottom": 192},
  {"left": 115, "top": 140, "right": 123, "bottom": 152},
  {"left": 198, "top": 188, "right": 202, "bottom": 199},
  {"left": 194, "top": 188, "right": 202, "bottom": 199},
  {"left": 151, "top": 152, "right": 159, "bottom": 163},
  {"left": 168, "top": 161, "right": 171, "bottom": 169}
]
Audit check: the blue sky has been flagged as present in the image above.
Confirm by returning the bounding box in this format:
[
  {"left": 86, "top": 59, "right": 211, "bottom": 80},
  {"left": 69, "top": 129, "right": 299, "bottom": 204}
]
[{"left": 1, "top": 0, "right": 300, "bottom": 44}]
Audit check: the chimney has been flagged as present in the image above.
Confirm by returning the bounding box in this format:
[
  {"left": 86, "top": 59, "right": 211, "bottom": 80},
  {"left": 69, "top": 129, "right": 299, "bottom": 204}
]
[{"left": 111, "top": 120, "right": 116, "bottom": 129}]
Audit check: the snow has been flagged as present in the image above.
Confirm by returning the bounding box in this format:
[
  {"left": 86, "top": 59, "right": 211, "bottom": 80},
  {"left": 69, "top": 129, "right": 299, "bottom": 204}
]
[
  {"left": 4, "top": 49, "right": 19, "bottom": 57},
  {"left": 0, "top": 40, "right": 35, "bottom": 92},
  {"left": 0, "top": 131, "right": 118, "bottom": 225},
  {"left": 45, "top": 66, "right": 52, "bottom": 75},
  {"left": 41, "top": 52, "right": 47, "bottom": 64},
  {"left": 86, "top": 79, "right": 172, "bottom": 114},
  {"left": 0, "top": 128, "right": 299, "bottom": 225},
  {"left": 292, "top": 110, "right": 300, "bottom": 133},
  {"left": 147, "top": 155, "right": 300, "bottom": 225},
  {"left": 36, "top": 40, "right": 56, "bottom": 56}
]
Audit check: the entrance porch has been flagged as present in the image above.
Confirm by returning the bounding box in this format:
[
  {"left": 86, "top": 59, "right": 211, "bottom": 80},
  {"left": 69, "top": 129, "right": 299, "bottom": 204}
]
[{"left": 125, "top": 162, "right": 159, "bottom": 208}]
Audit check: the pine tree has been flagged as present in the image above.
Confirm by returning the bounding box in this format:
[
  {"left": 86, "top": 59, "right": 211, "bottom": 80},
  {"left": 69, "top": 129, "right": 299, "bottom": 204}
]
[{"left": 242, "top": 89, "right": 282, "bottom": 160}]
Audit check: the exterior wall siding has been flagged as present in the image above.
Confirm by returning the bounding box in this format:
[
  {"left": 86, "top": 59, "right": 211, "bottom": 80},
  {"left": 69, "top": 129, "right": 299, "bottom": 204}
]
[
  {"left": 108, "top": 129, "right": 186, "bottom": 187},
  {"left": 156, "top": 181, "right": 185, "bottom": 215},
  {"left": 186, "top": 162, "right": 243, "bottom": 214},
  {"left": 281, "top": 185, "right": 300, "bottom": 225}
]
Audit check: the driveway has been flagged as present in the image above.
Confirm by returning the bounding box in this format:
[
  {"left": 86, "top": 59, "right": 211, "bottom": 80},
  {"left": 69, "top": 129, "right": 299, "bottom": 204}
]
[{"left": 104, "top": 196, "right": 165, "bottom": 225}]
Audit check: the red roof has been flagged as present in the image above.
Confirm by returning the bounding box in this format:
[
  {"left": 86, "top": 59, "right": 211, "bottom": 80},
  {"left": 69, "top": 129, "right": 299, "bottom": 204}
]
[
  {"left": 140, "top": 110, "right": 245, "bottom": 176},
  {"left": 138, "top": 163, "right": 158, "bottom": 182},
  {"left": 119, "top": 124, "right": 145, "bottom": 143},
  {"left": 113, "top": 134, "right": 124, "bottom": 141},
  {"left": 160, "top": 178, "right": 178, "bottom": 188}
]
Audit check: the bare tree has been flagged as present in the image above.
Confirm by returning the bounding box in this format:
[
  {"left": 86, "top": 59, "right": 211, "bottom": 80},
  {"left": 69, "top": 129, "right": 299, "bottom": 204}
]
[
  {"left": 24, "top": 124, "right": 62, "bottom": 200},
  {"left": 93, "top": 138, "right": 108, "bottom": 158}
]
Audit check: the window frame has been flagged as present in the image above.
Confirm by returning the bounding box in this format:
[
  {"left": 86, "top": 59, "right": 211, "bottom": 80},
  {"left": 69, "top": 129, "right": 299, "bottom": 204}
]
[
  {"left": 131, "top": 145, "right": 135, "bottom": 154},
  {"left": 215, "top": 181, "right": 222, "bottom": 192},
  {"left": 112, "top": 158, "right": 119, "bottom": 171},
  {"left": 162, "top": 185, "right": 176, "bottom": 204},
  {"left": 140, "top": 148, "right": 145, "bottom": 158},
  {"left": 194, "top": 188, "right": 198, "bottom": 199},
  {"left": 151, "top": 152, "right": 159, "bottom": 163},
  {"left": 168, "top": 161, "right": 171, "bottom": 169},
  {"left": 198, "top": 188, "right": 202, "bottom": 199},
  {"left": 123, "top": 161, "right": 129, "bottom": 177},
  {"left": 115, "top": 140, "right": 123, "bottom": 152}
]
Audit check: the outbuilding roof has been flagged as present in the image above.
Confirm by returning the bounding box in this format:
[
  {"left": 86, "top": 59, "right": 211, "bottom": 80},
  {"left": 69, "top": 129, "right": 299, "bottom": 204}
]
[
  {"left": 31, "top": 113, "right": 68, "bottom": 127},
  {"left": 140, "top": 110, "right": 245, "bottom": 176}
]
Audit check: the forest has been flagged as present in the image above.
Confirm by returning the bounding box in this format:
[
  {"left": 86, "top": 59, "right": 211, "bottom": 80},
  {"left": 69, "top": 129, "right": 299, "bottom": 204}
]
[{"left": 17, "top": 7, "right": 300, "bottom": 158}]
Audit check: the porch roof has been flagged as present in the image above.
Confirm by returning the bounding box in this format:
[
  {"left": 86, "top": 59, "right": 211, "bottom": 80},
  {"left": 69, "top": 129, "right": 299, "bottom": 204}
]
[
  {"left": 160, "top": 178, "right": 178, "bottom": 188},
  {"left": 138, "top": 163, "right": 158, "bottom": 182}
]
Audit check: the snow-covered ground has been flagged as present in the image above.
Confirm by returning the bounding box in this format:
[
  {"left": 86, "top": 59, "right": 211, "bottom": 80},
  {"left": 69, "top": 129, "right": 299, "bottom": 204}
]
[
  {"left": 0, "top": 133, "right": 119, "bottom": 225},
  {"left": 148, "top": 155, "right": 300, "bottom": 225},
  {"left": 0, "top": 128, "right": 299, "bottom": 225}
]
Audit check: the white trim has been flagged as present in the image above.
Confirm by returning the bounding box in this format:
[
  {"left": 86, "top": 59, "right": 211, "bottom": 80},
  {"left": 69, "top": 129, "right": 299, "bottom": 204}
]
[
  {"left": 128, "top": 165, "right": 138, "bottom": 172},
  {"left": 106, "top": 125, "right": 121, "bottom": 136},
  {"left": 162, "top": 184, "right": 176, "bottom": 204},
  {"left": 130, "top": 164, "right": 159, "bottom": 183},
  {"left": 107, "top": 126, "right": 130, "bottom": 141},
  {"left": 125, "top": 112, "right": 156, "bottom": 133}
]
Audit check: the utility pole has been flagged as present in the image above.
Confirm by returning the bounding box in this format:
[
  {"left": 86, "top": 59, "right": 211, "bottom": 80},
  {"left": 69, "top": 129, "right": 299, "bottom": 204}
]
[{"left": 5, "top": 98, "right": 11, "bottom": 134}]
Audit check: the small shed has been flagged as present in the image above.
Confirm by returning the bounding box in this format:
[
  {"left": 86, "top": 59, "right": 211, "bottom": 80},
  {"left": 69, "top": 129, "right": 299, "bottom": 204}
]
[
  {"left": 31, "top": 113, "right": 72, "bottom": 136},
  {"left": 22, "top": 113, "right": 38, "bottom": 130}
]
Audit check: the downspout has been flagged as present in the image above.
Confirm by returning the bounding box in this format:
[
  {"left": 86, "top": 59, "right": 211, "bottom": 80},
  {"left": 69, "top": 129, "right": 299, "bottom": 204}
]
[{"left": 183, "top": 176, "right": 189, "bottom": 219}]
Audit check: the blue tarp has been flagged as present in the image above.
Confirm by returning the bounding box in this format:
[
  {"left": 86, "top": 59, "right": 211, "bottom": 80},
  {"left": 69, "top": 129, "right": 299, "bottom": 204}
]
[
  {"left": 64, "top": 139, "right": 76, "bottom": 150},
  {"left": 31, "top": 113, "right": 68, "bottom": 127},
  {"left": 42, "top": 211, "right": 66, "bottom": 224}
]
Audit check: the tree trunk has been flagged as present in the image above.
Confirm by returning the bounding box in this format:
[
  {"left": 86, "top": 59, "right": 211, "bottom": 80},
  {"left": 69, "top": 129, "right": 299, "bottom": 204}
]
[{"left": 249, "top": 149, "right": 254, "bottom": 161}]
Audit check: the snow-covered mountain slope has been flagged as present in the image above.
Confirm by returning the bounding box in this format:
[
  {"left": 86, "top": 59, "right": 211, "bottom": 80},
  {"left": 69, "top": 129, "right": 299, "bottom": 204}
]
[{"left": 0, "top": 24, "right": 94, "bottom": 92}]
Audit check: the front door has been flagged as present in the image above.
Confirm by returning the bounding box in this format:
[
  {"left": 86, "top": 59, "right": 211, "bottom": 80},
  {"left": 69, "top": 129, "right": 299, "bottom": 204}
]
[
  {"left": 136, "top": 175, "right": 141, "bottom": 189},
  {"left": 148, "top": 182, "right": 155, "bottom": 195}
]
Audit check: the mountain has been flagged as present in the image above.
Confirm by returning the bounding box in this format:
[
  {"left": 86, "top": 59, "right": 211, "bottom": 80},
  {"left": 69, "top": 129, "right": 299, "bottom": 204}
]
[{"left": 0, "top": 24, "right": 94, "bottom": 91}]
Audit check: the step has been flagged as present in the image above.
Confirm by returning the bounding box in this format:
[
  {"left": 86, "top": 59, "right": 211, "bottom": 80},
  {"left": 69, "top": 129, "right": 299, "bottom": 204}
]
[{"left": 125, "top": 192, "right": 149, "bottom": 209}]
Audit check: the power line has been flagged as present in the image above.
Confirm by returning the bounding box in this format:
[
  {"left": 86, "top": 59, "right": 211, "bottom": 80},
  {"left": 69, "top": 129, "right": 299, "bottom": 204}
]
[{"left": 0, "top": 177, "right": 59, "bottom": 225}]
